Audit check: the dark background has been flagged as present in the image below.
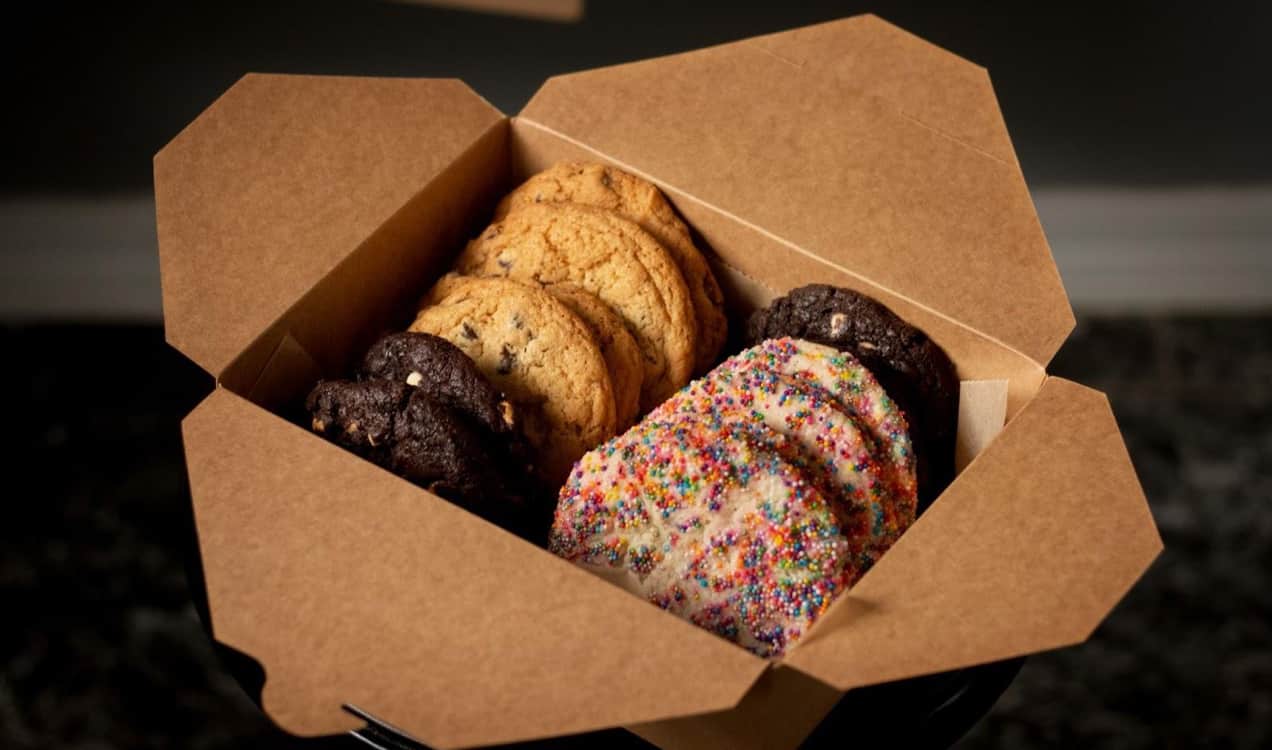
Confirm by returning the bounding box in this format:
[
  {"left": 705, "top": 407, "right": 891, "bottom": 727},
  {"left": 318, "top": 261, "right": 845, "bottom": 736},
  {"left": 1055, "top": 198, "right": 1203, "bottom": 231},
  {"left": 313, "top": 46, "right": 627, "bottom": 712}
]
[
  {"left": 4, "top": 0, "right": 1272, "bottom": 192},
  {"left": 2, "top": 1, "right": 1270, "bottom": 748}
]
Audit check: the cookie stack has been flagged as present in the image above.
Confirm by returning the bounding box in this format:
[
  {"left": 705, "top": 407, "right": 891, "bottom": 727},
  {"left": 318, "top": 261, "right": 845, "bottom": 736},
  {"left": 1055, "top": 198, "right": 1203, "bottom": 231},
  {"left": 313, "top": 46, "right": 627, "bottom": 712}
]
[
  {"left": 411, "top": 162, "right": 727, "bottom": 484},
  {"left": 746, "top": 284, "right": 959, "bottom": 511},
  {"left": 549, "top": 338, "right": 919, "bottom": 657},
  {"left": 305, "top": 332, "right": 540, "bottom": 536}
]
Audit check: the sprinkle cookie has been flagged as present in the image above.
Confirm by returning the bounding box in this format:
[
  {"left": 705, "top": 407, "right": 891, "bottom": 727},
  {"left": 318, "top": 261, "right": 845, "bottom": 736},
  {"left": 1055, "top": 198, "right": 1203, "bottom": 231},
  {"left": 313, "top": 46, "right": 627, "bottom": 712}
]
[
  {"left": 747, "top": 285, "right": 958, "bottom": 510},
  {"left": 650, "top": 338, "right": 917, "bottom": 566},
  {"left": 550, "top": 411, "right": 854, "bottom": 657},
  {"left": 551, "top": 338, "right": 920, "bottom": 656}
]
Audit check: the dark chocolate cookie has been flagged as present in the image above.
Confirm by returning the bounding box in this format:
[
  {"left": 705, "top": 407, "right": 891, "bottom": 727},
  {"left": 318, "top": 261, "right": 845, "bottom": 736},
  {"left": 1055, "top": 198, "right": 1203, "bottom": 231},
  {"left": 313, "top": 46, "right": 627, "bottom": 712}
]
[
  {"left": 305, "top": 377, "right": 545, "bottom": 539},
  {"left": 305, "top": 379, "right": 410, "bottom": 463},
  {"left": 308, "top": 331, "right": 553, "bottom": 540},
  {"left": 358, "top": 331, "right": 514, "bottom": 437},
  {"left": 389, "top": 390, "right": 542, "bottom": 534},
  {"left": 746, "top": 284, "right": 958, "bottom": 511}
]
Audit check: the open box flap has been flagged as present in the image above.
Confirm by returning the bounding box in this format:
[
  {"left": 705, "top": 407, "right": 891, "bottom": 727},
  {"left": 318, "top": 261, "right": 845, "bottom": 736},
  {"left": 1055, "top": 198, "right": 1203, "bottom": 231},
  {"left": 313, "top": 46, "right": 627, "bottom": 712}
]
[
  {"left": 518, "top": 14, "right": 1074, "bottom": 365},
  {"left": 155, "top": 74, "right": 505, "bottom": 378},
  {"left": 183, "top": 388, "right": 766, "bottom": 749},
  {"left": 746, "top": 16, "right": 1018, "bottom": 166},
  {"left": 781, "top": 377, "right": 1162, "bottom": 690}
]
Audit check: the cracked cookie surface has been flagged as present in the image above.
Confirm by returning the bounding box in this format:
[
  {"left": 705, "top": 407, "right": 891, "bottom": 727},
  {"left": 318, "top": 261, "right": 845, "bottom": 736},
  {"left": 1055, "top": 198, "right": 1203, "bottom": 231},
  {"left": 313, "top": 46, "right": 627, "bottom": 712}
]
[
  {"left": 306, "top": 379, "right": 409, "bottom": 462},
  {"left": 496, "top": 161, "right": 726, "bottom": 373},
  {"left": 358, "top": 331, "right": 515, "bottom": 438},
  {"left": 412, "top": 274, "right": 616, "bottom": 484},
  {"left": 542, "top": 281, "right": 643, "bottom": 430},
  {"left": 304, "top": 377, "right": 538, "bottom": 534},
  {"left": 454, "top": 202, "right": 696, "bottom": 410}
]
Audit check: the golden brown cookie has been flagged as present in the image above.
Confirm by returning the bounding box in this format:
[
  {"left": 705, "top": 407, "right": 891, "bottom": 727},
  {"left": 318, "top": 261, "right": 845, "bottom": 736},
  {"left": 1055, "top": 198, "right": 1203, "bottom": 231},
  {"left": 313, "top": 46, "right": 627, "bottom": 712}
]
[
  {"left": 455, "top": 202, "right": 696, "bottom": 411},
  {"left": 411, "top": 274, "right": 616, "bottom": 484},
  {"left": 541, "top": 282, "right": 643, "bottom": 430},
  {"left": 496, "top": 161, "right": 727, "bottom": 373}
]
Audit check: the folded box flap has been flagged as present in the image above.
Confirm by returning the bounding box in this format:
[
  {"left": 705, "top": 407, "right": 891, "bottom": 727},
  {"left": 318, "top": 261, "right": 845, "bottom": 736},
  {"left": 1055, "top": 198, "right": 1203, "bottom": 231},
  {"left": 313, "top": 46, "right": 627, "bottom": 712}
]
[
  {"left": 519, "top": 14, "right": 1073, "bottom": 364},
  {"left": 155, "top": 74, "right": 505, "bottom": 378},
  {"left": 183, "top": 389, "right": 766, "bottom": 749},
  {"left": 781, "top": 377, "right": 1161, "bottom": 689},
  {"left": 748, "top": 15, "right": 1017, "bottom": 166}
]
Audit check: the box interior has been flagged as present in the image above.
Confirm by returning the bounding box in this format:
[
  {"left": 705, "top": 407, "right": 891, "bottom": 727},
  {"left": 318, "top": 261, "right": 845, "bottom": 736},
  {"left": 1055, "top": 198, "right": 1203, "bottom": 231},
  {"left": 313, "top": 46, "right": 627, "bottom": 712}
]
[{"left": 222, "top": 117, "right": 1045, "bottom": 445}]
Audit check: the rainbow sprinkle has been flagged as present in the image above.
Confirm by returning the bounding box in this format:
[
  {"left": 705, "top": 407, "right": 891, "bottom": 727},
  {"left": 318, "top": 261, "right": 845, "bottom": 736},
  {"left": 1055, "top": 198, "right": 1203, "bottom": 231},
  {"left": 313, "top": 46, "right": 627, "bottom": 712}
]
[{"left": 549, "top": 337, "right": 918, "bottom": 657}]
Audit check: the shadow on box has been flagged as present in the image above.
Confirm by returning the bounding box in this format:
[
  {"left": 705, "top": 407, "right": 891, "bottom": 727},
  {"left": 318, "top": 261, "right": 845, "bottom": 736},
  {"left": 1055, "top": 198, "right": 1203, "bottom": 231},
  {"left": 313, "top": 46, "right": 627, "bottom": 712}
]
[
  {"left": 183, "top": 492, "right": 1022, "bottom": 750},
  {"left": 179, "top": 115, "right": 1024, "bottom": 749},
  {"left": 182, "top": 446, "right": 1021, "bottom": 750}
]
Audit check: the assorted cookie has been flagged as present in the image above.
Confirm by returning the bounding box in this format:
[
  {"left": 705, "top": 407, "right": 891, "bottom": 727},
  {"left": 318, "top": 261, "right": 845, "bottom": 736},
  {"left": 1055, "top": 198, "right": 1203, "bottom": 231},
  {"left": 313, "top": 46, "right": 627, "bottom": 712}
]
[
  {"left": 303, "top": 162, "right": 963, "bottom": 657},
  {"left": 305, "top": 332, "right": 542, "bottom": 539},
  {"left": 549, "top": 338, "right": 920, "bottom": 657}
]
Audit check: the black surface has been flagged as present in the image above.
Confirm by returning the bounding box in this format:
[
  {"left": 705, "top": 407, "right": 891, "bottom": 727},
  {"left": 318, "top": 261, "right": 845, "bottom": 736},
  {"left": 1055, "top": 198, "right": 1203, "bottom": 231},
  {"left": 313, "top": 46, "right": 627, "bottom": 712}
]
[
  {"left": 4, "top": 317, "right": 1270, "bottom": 748},
  {"left": 2, "top": 1, "right": 1270, "bottom": 194}
]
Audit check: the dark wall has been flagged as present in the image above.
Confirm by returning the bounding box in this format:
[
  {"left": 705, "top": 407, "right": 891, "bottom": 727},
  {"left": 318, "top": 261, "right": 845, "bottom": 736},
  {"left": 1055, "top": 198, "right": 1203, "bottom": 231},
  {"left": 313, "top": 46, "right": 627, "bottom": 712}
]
[{"left": 4, "top": 0, "right": 1270, "bottom": 194}]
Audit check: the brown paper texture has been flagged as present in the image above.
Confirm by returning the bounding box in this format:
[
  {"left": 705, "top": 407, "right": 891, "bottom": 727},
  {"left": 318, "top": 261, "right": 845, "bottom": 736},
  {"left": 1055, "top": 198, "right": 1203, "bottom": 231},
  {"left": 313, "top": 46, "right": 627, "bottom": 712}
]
[
  {"left": 520, "top": 15, "right": 1074, "bottom": 366},
  {"left": 155, "top": 15, "right": 1161, "bottom": 750},
  {"left": 956, "top": 379, "right": 1011, "bottom": 472},
  {"left": 155, "top": 75, "right": 504, "bottom": 379},
  {"left": 185, "top": 388, "right": 766, "bottom": 747},
  {"left": 782, "top": 378, "right": 1161, "bottom": 690}
]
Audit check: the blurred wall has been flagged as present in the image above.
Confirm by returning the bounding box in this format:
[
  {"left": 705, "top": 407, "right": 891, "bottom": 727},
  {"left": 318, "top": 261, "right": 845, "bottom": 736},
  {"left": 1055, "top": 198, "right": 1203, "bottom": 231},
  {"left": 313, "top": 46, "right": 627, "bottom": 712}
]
[{"left": 2, "top": 0, "right": 1269, "bottom": 318}]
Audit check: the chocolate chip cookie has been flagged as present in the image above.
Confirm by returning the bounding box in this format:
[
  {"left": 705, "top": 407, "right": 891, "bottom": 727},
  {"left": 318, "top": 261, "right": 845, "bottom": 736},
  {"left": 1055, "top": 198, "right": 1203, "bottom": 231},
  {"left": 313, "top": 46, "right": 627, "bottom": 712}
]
[
  {"left": 454, "top": 202, "right": 696, "bottom": 411},
  {"left": 745, "top": 284, "right": 959, "bottom": 510},
  {"left": 543, "top": 282, "right": 643, "bottom": 429},
  {"left": 412, "top": 274, "right": 617, "bottom": 484},
  {"left": 496, "top": 162, "right": 727, "bottom": 373}
]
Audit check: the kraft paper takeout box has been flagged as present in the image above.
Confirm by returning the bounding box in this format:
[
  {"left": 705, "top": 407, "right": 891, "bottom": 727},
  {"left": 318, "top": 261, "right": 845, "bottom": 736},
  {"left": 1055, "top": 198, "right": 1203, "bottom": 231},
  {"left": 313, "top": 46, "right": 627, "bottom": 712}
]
[{"left": 155, "top": 15, "right": 1162, "bottom": 750}]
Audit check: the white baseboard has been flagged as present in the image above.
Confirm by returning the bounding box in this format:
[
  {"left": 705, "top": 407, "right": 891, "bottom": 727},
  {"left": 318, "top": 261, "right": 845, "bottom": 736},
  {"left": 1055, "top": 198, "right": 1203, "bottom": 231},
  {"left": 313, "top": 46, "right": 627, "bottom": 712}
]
[{"left": 1, "top": 187, "right": 1269, "bottom": 322}]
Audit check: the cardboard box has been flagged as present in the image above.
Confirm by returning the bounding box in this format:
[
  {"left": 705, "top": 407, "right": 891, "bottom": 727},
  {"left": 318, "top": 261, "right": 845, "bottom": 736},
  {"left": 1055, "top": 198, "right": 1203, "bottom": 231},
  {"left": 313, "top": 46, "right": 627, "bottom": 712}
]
[{"left": 155, "top": 15, "right": 1162, "bottom": 750}]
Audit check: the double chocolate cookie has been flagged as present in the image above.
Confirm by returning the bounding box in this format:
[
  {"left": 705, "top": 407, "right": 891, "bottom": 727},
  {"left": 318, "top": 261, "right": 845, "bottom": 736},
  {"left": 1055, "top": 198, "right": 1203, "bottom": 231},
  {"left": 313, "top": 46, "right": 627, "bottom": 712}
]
[
  {"left": 359, "top": 331, "right": 515, "bottom": 438},
  {"left": 746, "top": 284, "right": 958, "bottom": 511},
  {"left": 306, "top": 332, "right": 545, "bottom": 540},
  {"left": 307, "top": 379, "right": 409, "bottom": 463}
]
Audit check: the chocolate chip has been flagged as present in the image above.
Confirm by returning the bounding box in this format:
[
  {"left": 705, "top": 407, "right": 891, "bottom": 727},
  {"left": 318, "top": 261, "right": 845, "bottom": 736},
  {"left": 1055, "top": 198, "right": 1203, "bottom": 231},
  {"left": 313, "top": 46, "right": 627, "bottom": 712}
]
[
  {"left": 600, "top": 172, "right": 612, "bottom": 188},
  {"left": 461, "top": 322, "right": 478, "bottom": 340},
  {"left": 496, "top": 255, "right": 513, "bottom": 270},
  {"left": 496, "top": 344, "right": 516, "bottom": 375},
  {"left": 511, "top": 313, "right": 524, "bottom": 330}
]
